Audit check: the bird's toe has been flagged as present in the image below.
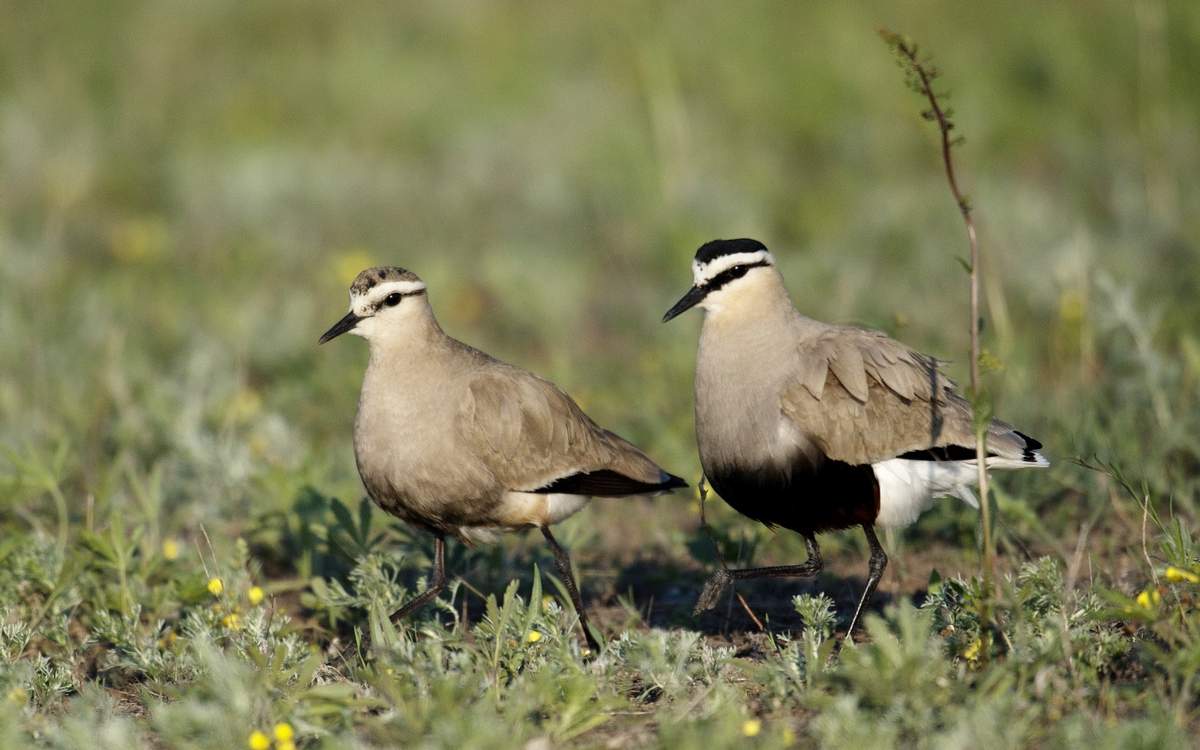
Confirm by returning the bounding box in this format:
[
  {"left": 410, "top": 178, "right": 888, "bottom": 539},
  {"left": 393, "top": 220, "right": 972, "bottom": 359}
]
[{"left": 692, "top": 569, "right": 733, "bottom": 615}]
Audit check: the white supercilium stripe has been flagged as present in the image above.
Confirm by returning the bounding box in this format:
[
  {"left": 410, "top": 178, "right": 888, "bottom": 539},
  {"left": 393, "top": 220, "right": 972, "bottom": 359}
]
[
  {"left": 350, "top": 279, "right": 428, "bottom": 315},
  {"left": 692, "top": 250, "right": 775, "bottom": 285},
  {"left": 372, "top": 279, "right": 427, "bottom": 296}
]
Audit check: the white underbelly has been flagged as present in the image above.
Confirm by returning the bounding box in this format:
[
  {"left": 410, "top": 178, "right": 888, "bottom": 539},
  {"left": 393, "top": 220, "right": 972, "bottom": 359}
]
[
  {"left": 542, "top": 493, "right": 591, "bottom": 524},
  {"left": 493, "top": 491, "right": 591, "bottom": 528},
  {"left": 457, "top": 493, "right": 590, "bottom": 545},
  {"left": 872, "top": 459, "right": 979, "bottom": 528}
]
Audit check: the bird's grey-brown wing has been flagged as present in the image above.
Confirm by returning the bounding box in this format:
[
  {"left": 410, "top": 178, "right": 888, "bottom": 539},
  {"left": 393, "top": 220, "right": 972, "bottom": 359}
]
[
  {"left": 458, "top": 368, "right": 685, "bottom": 496},
  {"left": 780, "top": 326, "right": 1032, "bottom": 465}
]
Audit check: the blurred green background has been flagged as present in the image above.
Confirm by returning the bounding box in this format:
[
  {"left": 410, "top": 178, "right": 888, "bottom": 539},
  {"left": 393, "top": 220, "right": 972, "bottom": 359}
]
[
  {"left": 3, "top": 2, "right": 1200, "bottom": 746},
  {"left": 2, "top": 0, "right": 1198, "bottom": 585}
]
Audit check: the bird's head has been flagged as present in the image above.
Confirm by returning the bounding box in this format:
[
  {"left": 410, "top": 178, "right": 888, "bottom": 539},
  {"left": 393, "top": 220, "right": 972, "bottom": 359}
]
[
  {"left": 319, "top": 266, "right": 430, "bottom": 344},
  {"left": 662, "top": 238, "right": 777, "bottom": 322}
]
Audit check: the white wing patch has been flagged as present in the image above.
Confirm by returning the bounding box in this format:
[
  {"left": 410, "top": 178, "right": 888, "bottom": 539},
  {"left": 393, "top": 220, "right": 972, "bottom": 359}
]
[
  {"left": 873, "top": 453, "right": 1048, "bottom": 528},
  {"left": 873, "top": 459, "right": 978, "bottom": 528}
]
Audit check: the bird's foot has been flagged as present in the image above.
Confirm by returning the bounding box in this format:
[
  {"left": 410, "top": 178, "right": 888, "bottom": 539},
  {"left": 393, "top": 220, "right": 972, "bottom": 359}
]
[
  {"left": 693, "top": 569, "right": 734, "bottom": 615},
  {"left": 580, "top": 628, "right": 602, "bottom": 660}
]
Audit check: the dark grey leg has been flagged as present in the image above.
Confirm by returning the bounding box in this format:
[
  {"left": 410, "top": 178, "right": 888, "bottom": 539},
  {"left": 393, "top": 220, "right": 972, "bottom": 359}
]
[
  {"left": 693, "top": 534, "right": 823, "bottom": 615},
  {"left": 844, "top": 524, "right": 888, "bottom": 640},
  {"left": 541, "top": 526, "right": 601, "bottom": 652},
  {"left": 390, "top": 533, "right": 447, "bottom": 623}
]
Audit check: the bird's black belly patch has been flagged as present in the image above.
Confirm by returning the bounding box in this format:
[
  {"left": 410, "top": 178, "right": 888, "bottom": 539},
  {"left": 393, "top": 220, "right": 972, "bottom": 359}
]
[{"left": 707, "top": 459, "right": 879, "bottom": 535}]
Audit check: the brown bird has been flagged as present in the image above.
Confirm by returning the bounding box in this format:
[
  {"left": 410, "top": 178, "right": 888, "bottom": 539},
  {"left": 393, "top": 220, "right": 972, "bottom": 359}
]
[
  {"left": 320, "top": 266, "right": 686, "bottom": 651},
  {"left": 663, "top": 239, "right": 1047, "bottom": 636}
]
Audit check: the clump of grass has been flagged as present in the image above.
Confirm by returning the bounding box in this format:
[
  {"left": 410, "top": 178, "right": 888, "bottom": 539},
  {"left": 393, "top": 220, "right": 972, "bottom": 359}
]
[{"left": 0, "top": 455, "right": 1195, "bottom": 746}]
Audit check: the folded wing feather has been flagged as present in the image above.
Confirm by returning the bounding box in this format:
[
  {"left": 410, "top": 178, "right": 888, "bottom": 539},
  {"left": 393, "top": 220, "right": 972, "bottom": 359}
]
[
  {"left": 459, "top": 368, "right": 674, "bottom": 495},
  {"left": 781, "top": 326, "right": 1030, "bottom": 466}
]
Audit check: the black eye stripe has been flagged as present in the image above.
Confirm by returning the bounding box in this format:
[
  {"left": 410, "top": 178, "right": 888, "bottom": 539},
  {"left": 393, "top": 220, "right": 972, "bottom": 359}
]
[
  {"left": 702, "top": 260, "right": 769, "bottom": 291},
  {"left": 370, "top": 288, "right": 426, "bottom": 312}
]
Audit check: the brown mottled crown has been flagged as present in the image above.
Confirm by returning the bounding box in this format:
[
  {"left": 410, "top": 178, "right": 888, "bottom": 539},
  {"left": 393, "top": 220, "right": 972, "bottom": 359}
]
[{"left": 350, "top": 266, "right": 422, "bottom": 295}]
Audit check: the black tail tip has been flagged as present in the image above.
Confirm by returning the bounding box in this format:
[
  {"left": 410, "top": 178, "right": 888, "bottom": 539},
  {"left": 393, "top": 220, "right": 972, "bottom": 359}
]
[
  {"left": 1014, "top": 430, "right": 1043, "bottom": 451},
  {"left": 660, "top": 472, "right": 689, "bottom": 491}
]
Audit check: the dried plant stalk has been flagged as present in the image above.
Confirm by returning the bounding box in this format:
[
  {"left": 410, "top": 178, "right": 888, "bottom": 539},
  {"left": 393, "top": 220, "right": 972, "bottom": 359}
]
[{"left": 880, "top": 30, "right": 994, "bottom": 586}]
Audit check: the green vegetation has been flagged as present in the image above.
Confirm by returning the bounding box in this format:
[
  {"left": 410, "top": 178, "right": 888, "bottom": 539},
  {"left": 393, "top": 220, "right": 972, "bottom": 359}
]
[{"left": 2, "top": 1, "right": 1198, "bottom": 747}]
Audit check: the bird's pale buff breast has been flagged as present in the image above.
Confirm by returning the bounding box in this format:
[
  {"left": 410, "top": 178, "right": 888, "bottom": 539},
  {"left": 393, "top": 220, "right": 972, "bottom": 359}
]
[
  {"left": 694, "top": 310, "right": 818, "bottom": 483},
  {"left": 353, "top": 349, "right": 498, "bottom": 532}
]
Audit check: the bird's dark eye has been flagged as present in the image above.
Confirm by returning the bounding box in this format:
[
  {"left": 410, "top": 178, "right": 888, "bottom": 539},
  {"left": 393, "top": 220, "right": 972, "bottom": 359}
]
[{"left": 384, "top": 293, "right": 402, "bottom": 307}]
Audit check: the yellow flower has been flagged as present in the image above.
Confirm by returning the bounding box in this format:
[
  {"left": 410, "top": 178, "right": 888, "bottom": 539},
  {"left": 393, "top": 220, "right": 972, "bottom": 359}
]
[
  {"left": 1136, "top": 589, "right": 1161, "bottom": 609},
  {"left": 332, "top": 248, "right": 376, "bottom": 286},
  {"left": 742, "top": 718, "right": 762, "bottom": 737},
  {"left": 226, "top": 388, "right": 262, "bottom": 423},
  {"left": 110, "top": 216, "right": 169, "bottom": 264},
  {"left": 1058, "top": 288, "right": 1086, "bottom": 326},
  {"left": 526, "top": 630, "right": 542, "bottom": 644},
  {"left": 963, "top": 637, "right": 983, "bottom": 661},
  {"left": 1165, "top": 566, "right": 1200, "bottom": 584},
  {"left": 207, "top": 577, "right": 224, "bottom": 596},
  {"left": 6, "top": 687, "right": 26, "bottom": 704},
  {"left": 222, "top": 613, "right": 241, "bottom": 630},
  {"left": 248, "top": 730, "right": 270, "bottom": 750},
  {"left": 248, "top": 586, "right": 265, "bottom": 606},
  {"left": 278, "top": 743, "right": 296, "bottom": 750},
  {"left": 978, "top": 349, "right": 1004, "bottom": 374},
  {"left": 273, "top": 723, "right": 294, "bottom": 742},
  {"left": 248, "top": 433, "right": 271, "bottom": 460},
  {"left": 162, "top": 538, "right": 180, "bottom": 561},
  {"left": 782, "top": 727, "right": 796, "bottom": 746}
]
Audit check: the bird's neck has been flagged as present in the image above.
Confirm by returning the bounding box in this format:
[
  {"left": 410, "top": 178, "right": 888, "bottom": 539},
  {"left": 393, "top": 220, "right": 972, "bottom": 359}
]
[
  {"left": 364, "top": 305, "right": 447, "bottom": 369},
  {"left": 700, "top": 272, "right": 797, "bottom": 335}
]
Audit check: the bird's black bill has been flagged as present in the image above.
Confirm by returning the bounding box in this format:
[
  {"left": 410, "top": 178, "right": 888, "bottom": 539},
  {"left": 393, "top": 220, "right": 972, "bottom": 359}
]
[
  {"left": 662, "top": 285, "right": 707, "bottom": 323},
  {"left": 318, "top": 311, "right": 361, "bottom": 344}
]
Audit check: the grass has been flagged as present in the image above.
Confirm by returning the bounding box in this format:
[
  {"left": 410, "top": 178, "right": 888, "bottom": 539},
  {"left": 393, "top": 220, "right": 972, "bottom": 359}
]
[{"left": 2, "top": 1, "right": 1199, "bottom": 747}]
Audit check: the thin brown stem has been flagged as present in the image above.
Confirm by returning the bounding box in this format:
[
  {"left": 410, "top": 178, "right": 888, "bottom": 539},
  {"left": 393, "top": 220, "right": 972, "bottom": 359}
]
[
  {"left": 881, "top": 30, "right": 994, "bottom": 590},
  {"left": 735, "top": 592, "right": 766, "bottom": 632}
]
